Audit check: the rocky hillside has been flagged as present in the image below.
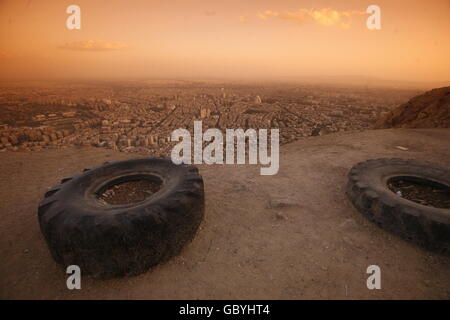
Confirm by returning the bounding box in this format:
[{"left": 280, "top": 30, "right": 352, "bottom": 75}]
[{"left": 376, "top": 86, "right": 449, "bottom": 128}]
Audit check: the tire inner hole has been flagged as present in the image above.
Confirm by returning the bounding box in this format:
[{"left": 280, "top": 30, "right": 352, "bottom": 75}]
[
  {"left": 96, "top": 174, "right": 163, "bottom": 205},
  {"left": 387, "top": 176, "right": 450, "bottom": 209}
]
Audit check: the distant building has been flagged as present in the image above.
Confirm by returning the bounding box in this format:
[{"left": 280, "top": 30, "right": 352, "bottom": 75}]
[
  {"left": 62, "top": 111, "right": 76, "bottom": 117},
  {"left": 200, "top": 107, "right": 211, "bottom": 119}
]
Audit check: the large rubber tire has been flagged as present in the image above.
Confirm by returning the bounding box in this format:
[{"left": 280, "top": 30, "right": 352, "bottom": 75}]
[
  {"left": 38, "top": 158, "right": 204, "bottom": 278},
  {"left": 346, "top": 158, "right": 450, "bottom": 255}
]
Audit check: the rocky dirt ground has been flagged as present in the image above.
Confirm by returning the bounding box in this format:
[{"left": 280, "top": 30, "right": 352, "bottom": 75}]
[{"left": 0, "top": 128, "right": 449, "bottom": 299}]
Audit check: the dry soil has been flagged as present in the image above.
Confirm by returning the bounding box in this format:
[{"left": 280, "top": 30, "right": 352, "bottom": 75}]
[{"left": 0, "top": 128, "right": 449, "bottom": 299}]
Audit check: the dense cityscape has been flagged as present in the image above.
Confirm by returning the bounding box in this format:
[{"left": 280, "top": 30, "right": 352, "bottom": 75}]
[{"left": 0, "top": 80, "right": 422, "bottom": 156}]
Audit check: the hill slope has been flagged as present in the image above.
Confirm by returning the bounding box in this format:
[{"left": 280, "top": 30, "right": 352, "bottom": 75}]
[{"left": 376, "top": 86, "right": 450, "bottom": 129}]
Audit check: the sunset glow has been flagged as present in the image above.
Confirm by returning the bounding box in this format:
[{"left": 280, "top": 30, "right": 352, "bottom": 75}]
[{"left": 0, "top": 0, "right": 449, "bottom": 84}]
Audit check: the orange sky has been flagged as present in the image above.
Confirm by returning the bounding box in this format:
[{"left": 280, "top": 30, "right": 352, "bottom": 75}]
[{"left": 0, "top": 0, "right": 449, "bottom": 84}]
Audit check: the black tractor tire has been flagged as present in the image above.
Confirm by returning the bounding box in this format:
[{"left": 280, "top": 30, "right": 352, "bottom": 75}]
[
  {"left": 38, "top": 158, "right": 204, "bottom": 278},
  {"left": 346, "top": 158, "right": 450, "bottom": 255}
]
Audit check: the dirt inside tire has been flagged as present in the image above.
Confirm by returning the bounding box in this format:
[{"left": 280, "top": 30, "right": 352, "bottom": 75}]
[
  {"left": 387, "top": 177, "right": 450, "bottom": 209},
  {"left": 97, "top": 178, "right": 162, "bottom": 205}
]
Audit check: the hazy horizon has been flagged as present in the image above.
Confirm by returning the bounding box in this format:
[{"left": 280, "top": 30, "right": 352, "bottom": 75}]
[{"left": 1, "top": 0, "right": 449, "bottom": 84}]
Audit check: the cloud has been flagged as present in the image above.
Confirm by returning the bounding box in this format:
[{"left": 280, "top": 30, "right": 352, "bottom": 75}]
[
  {"left": 58, "top": 40, "right": 129, "bottom": 52},
  {"left": 256, "top": 8, "right": 364, "bottom": 28},
  {"left": 204, "top": 10, "right": 216, "bottom": 16},
  {"left": 239, "top": 15, "right": 248, "bottom": 24},
  {"left": 256, "top": 12, "right": 268, "bottom": 20}
]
